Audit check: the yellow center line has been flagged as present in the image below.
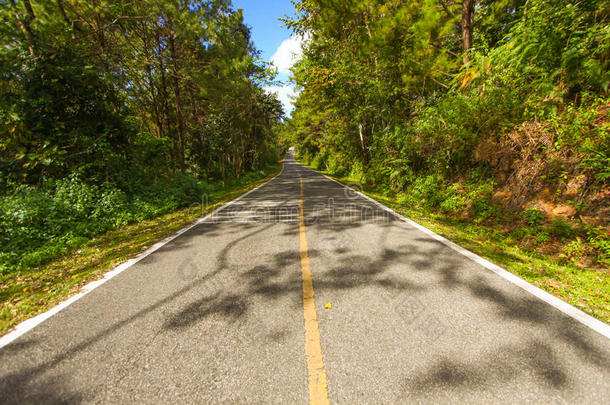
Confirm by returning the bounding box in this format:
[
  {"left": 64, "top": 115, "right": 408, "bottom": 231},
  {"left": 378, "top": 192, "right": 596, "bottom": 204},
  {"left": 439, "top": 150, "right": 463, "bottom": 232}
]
[{"left": 298, "top": 174, "right": 330, "bottom": 405}]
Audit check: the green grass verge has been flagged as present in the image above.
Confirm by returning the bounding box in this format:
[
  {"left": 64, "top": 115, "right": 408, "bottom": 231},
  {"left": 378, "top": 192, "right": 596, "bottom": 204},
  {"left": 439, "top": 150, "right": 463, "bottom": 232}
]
[
  {"left": 0, "top": 165, "right": 281, "bottom": 336},
  {"left": 314, "top": 168, "right": 609, "bottom": 324}
]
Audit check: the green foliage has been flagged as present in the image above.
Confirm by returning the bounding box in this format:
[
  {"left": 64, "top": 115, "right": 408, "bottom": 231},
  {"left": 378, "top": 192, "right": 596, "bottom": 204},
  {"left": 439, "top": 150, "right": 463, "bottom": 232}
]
[
  {"left": 0, "top": 167, "right": 273, "bottom": 274},
  {"left": 496, "top": 0, "right": 610, "bottom": 100},
  {"left": 468, "top": 182, "right": 496, "bottom": 222},
  {"left": 409, "top": 174, "right": 445, "bottom": 208},
  {"left": 325, "top": 154, "right": 348, "bottom": 177},
  {"left": 311, "top": 152, "right": 329, "bottom": 171},
  {"left": 284, "top": 0, "right": 609, "bottom": 196},
  {"left": 0, "top": 0, "right": 283, "bottom": 191},
  {"left": 522, "top": 208, "right": 546, "bottom": 227},
  {"left": 561, "top": 240, "right": 586, "bottom": 262},
  {"left": 0, "top": 45, "right": 135, "bottom": 185},
  {"left": 439, "top": 184, "right": 465, "bottom": 214},
  {"left": 587, "top": 226, "right": 610, "bottom": 267},
  {"left": 549, "top": 220, "right": 576, "bottom": 238},
  {"left": 581, "top": 148, "right": 610, "bottom": 182},
  {"left": 0, "top": 1, "right": 286, "bottom": 272},
  {"left": 283, "top": 0, "right": 609, "bottom": 273},
  {"left": 535, "top": 230, "right": 552, "bottom": 244}
]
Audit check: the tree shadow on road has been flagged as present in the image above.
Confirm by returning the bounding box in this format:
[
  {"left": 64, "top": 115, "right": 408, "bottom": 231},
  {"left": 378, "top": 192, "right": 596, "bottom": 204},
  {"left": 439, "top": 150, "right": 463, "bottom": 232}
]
[{"left": 1, "top": 165, "right": 609, "bottom": 403}]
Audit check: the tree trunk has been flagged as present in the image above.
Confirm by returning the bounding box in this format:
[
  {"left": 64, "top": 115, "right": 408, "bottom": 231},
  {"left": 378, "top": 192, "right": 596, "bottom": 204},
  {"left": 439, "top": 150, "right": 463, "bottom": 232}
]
[
  {"left": 145, "top": 62, "right": 163, "bottom": 138},
  {"left": 359, "top": 123, "right": 368, "bottom": 166},
  {"left": 9, "top": 0, "right": 37, "bottom": 57},
  {"left": 461, "top": 0, "right": 475, "bottom": 63},
  {"left": 156, "top": 33, "right": 173, "bottom": 169},
  {"left": 168, "top": 32, "right": 186, "bottom": 172}
]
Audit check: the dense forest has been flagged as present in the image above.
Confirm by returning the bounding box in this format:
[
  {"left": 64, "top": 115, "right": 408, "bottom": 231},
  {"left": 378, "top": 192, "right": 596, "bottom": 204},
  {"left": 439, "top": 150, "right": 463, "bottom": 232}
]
[
  {"left": 283, "top": 0, "right": 609, "bottom": 267},
  {"left": 0, "top": 0, "right": 283, "bottom": 271}
]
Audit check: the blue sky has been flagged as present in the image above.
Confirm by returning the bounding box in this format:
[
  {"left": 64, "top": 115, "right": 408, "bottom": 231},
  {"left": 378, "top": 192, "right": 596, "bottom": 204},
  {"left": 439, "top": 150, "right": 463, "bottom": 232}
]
[{"left": 232, "top": 0, "right": 302, "bottom": 114}]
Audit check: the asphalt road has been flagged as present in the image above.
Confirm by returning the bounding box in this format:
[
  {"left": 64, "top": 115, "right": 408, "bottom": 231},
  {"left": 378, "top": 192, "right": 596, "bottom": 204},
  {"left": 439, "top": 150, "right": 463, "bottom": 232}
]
[{"left": 1, "top": 154, "right": 609, "bottom": 404}]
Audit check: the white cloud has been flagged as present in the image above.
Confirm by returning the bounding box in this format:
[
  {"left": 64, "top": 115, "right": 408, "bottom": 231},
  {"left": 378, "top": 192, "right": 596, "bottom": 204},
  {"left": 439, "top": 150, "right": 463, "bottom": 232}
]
[
  {"left": 270, "top": 34, "right": 309, "bottom": 74},
  {"left": 265, "top": 85, "right": 298, "bottom": 115}
]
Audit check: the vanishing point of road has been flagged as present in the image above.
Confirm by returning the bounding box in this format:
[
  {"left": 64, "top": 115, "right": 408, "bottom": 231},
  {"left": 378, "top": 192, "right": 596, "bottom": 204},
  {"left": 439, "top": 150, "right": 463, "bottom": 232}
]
[{"left": 1, "top": 154, "right": 609, "bottom": 404}]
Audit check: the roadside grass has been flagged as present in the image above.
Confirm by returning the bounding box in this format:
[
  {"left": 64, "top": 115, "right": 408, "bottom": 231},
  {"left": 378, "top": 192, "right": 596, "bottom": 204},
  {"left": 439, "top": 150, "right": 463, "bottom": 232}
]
[
  {"left": 0, "top": 165, "right": 281, "bottom": 336},
  {"left": 318, "top": 170, "right": 609, "bottom": 323}
]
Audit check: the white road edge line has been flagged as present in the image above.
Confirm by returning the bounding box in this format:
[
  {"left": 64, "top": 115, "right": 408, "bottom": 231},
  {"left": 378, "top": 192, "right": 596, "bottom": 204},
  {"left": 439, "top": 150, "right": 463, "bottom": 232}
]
[
  {"left": 308, "top": 165, "right": 610, "bottom": 339},
  {"left": 0, "top": 166, "right": 284, "bottom": 349}
]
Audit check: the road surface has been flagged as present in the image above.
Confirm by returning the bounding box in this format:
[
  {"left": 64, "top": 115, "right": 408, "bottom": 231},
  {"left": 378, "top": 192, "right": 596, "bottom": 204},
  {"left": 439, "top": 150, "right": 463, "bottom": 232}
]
[{"left": 1, "top": 154, "right": 609, "bottom": 404}]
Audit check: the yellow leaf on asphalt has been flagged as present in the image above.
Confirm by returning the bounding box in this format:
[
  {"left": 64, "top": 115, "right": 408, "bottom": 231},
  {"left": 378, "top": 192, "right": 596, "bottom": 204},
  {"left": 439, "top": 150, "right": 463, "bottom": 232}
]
[{"left": 325, "top": 302, "right": 332, "bottom": 309}]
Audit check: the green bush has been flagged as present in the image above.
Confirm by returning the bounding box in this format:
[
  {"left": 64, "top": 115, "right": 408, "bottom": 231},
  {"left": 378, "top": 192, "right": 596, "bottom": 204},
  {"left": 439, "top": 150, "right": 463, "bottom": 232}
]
[
  {"left": 439, "top": 184, "right": 465, "bottom": 214},
  {"left": 407, "top": 174, "right": 446, "bottom": 208},
  {"left": 311, "top": 152, "right": 329, "bottom": 171},
  {"left": 326, "top": 154, "right": 348, "bottom": 177},
  {"left": 549, "top": 220, "right": 576, "bottom": 238},
  {"left": 349, "top": 161, "right": 365, "bottom": 181},
  {"left": 587, "top": 226, "right": 610, "bottom": 266},
  {"left": 468, "top": 182, "right": 497, "bottom": 222},
  {"left": 535, "top": 231, "right": 552, "bottom": 244},
  {"left": 0, "top": 171, "right": 222, "bottom": 273},
  {"left": 522, "top": 208, "right": 546, "bottom": 227},
  {"left": 561, "top": 240, "right": 586, "bottom": 262}
]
